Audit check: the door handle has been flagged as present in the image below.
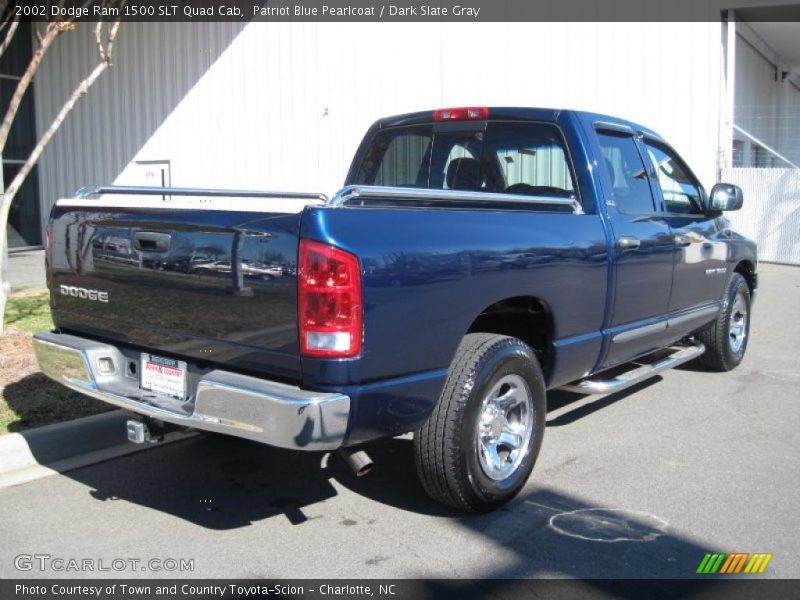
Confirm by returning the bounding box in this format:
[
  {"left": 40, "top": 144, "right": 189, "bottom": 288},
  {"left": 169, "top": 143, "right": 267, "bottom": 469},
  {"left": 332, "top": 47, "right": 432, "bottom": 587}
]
[
  {"left": 674, "top": 234, "right": 692, "bottom": 248},
  {"left": 133, "top": 231, "right": 171, "bottom": 252},
  {"left": 617, "top": 236, "right": 641, "bottom": 249}
]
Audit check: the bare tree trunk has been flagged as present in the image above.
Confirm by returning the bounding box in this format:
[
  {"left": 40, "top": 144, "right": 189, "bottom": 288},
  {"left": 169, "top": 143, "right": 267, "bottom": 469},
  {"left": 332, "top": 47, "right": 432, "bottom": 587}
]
[
  {"left": 0, "top": 23, "right": 68, "bottom": 151},
  {"left": 0, "top": 175, "right": 7, "bottom": 335},
  {"left": 0, "top": 0, "right": 7, "bottom": 315},
  {"left": 0, "top": 60, "right": 111, "bottom": 330},
  {"left": 0, "top": 18, "right": 121, "bottom": 334},
  {"left": 2, "top": 60, "right": 110, "bottom": 206},
  {"left": 0, "top": 22, "right": 65, "bottom": 335}
]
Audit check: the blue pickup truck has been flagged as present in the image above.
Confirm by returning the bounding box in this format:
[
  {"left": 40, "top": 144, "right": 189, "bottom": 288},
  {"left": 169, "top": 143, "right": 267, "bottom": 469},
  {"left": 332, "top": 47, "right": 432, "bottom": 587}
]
[{"left": 34, "top": 107, "right": 756, "bottom": 511}]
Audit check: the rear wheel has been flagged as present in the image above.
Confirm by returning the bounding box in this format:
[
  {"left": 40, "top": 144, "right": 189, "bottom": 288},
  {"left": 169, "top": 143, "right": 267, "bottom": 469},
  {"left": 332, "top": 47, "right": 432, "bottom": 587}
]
[
  {"left": 694, "top": 272, "right": 751, "bottom": 371},
  {"left": 414, "top": 333, "right": 546, "bottom": 512}
]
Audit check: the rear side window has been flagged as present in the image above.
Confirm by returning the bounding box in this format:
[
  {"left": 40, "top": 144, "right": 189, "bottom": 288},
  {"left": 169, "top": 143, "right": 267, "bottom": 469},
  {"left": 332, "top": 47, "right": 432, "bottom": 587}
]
[
  {"left": 359, "top": 126, "right": 432, "bottom": 187},
  {"left": 353, "top": 121, "right": 577, "bottom": 199},
  {"left": 496, "top": 146, "right": 573, "bottom": 192},
  {"left": 596, "top": 131, "right": 655, "bottom": 214},
  {"left": 489, "top": 122, "right": 575, "bottom": 197},
  {"left": 644, "top": 141, "right": 703, "bottom": 214}
]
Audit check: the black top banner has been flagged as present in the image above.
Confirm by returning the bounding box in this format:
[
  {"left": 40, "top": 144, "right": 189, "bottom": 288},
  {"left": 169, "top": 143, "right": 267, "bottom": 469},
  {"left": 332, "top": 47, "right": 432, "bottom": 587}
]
[{"left": 3, "top": 0, "right": 800, "bottom": 23}]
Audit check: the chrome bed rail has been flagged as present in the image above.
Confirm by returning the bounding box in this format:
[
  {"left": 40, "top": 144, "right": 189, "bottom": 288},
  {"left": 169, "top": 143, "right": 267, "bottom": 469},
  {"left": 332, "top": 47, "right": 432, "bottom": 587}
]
[
  {"left": 74, "top": 184, "right": 330, "bottom": 203},
  {"left": 329, "top": 185, "right": 584, "bottom": 214},
  {"left": 72, "top": 184, "right": 583, "bottom": 214}
]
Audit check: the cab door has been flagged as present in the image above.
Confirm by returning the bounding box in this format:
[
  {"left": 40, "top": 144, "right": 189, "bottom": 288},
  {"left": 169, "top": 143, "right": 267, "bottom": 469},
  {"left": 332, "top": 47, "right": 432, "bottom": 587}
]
[
  {"left": 641, "top": 139, "right": 727, "bottom": 328},
  {"left": 595, "top": 127, "right": 676, "bottom": 368}
]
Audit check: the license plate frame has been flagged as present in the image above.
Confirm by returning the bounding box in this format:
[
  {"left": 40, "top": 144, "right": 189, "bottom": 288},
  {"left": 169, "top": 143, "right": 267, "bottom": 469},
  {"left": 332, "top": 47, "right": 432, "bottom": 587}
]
[{"left": 140, "top": 353, "right": 188, "bottom": 400}]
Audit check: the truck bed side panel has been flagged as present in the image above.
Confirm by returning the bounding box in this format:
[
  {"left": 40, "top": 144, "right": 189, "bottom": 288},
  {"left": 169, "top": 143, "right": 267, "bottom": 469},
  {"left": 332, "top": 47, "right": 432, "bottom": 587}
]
[{"left": 300, "top": 206, "right": 609, "bottom": 442}]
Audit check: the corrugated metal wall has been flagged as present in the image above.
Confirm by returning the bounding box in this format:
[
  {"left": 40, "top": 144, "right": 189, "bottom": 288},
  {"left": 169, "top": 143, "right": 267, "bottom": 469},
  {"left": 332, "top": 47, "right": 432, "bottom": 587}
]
[
  {"left": 722, "top": 167, "right": 800, "bottom": 265},
  {"left": 734, "top": 27, "right": 800, "bottom": 167},
  {"left": 34, "top": 22, "right": 723, "bottom": 229},
  {"left": 33, "top": 22, "right": 247, "bottom": 223}
]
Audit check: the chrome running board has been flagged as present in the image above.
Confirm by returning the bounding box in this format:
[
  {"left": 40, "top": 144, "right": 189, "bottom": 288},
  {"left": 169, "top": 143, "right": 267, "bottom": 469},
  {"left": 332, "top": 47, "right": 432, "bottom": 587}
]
[{"left": 559, "top": 342, "right": 705, "bottom": 395}]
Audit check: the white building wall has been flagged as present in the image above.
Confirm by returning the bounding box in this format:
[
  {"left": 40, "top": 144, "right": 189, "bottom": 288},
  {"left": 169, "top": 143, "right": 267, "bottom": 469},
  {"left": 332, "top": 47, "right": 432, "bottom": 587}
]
[
  {"left": 34, "top": 21, "right": 723, "bottom": 226},
  {"left": 33, "top": 21, "right": 248, "bottom": 225},
  {"left": 722, "top": 167, "right": 800, "bottom": 264},
  {"left": 734, "top": 23, "right": 800, "bottom": 166},
  {"left": 735, "top": 30, "right": 779, "bottom": 142}
]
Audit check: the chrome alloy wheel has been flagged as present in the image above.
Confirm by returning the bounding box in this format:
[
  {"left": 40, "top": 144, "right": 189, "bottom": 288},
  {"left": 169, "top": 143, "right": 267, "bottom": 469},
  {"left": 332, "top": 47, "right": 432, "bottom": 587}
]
[
  {"left": 476, "top": 374, "right": 535, "bottom": 481},
  {"left": 728, "top": 291, "right": 748, "bottom": 354}
]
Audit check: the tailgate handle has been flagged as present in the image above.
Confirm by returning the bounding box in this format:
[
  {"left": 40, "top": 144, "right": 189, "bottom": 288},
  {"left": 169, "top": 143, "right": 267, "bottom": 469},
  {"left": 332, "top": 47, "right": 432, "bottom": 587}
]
[{"left": 133, "top": 231, "right": 171, "bottom": 252}]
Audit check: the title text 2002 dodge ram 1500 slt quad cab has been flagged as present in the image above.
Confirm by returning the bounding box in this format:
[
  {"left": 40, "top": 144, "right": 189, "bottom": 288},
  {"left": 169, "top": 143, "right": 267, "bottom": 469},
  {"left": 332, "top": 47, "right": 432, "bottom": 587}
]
[{"left": 34, "top": 107, "right": 756, "bottom": 512}]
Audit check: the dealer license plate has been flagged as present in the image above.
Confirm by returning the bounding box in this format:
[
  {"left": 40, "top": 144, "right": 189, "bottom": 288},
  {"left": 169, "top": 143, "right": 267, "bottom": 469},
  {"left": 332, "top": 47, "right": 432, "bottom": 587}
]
[{"left": 140, "top": 353, "right": 187, "bottom": 400}]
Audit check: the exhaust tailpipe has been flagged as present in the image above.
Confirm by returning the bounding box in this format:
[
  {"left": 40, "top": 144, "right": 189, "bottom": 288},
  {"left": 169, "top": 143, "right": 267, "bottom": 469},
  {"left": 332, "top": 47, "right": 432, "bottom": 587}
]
[{"left": 338, "top": 447, "right": 373, "bottom": 477}]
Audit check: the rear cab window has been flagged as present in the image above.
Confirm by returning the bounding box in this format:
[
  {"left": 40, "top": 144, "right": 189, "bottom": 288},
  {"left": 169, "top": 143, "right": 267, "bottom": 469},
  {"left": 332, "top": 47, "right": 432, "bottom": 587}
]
[{"left": 353, "top": 120, "right": 578, "bottom": 202}]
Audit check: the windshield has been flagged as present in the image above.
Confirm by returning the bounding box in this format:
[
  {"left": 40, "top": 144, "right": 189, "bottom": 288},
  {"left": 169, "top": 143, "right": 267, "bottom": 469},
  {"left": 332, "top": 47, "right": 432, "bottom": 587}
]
[{"left": 353, "top": 121, "right": 576, "bottom": 199}]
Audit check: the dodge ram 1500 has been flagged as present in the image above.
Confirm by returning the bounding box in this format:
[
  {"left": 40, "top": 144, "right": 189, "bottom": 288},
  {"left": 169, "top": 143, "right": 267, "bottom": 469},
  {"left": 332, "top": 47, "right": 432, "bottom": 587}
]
[{"left": 35, "top": 107, "right": 756, "bottom": 511}]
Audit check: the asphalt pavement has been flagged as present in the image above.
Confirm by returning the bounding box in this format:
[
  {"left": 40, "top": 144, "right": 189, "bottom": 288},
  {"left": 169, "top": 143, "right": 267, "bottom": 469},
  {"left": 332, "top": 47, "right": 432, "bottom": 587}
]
[{"left": 0, "top": 263, "right": 797, "bottom": 580}]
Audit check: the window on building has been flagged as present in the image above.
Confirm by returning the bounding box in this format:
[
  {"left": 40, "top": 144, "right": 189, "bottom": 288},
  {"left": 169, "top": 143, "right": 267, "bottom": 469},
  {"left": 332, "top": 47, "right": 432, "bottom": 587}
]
[
  {"left": 1, "top": 25, "right": 42, "bottom": 249},
  {"left": 644, "top": 141, "right": 703, "bottom": 214},
  {"left": 596, "top": 131, "right": 655, "bottom": 214}
]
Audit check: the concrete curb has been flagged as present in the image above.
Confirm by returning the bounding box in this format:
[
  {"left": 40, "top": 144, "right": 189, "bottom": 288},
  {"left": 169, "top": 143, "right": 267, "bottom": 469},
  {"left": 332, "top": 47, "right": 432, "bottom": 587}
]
[{"left": 0, "top": 410, "right": 194, "bottom": 489}]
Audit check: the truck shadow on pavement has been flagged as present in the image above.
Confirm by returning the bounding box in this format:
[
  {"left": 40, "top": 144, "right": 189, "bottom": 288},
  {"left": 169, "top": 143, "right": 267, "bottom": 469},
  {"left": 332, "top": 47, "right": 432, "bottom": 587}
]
[
  {"left": 546, "top": 378, "right": 661, "bottom": 427},
  {"left": 50, "top": 431, "right": 724, "bottom": 582}
]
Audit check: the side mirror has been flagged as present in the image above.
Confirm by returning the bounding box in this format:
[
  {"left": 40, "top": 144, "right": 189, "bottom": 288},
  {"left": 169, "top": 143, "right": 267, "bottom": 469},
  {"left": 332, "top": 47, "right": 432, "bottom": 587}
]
[{"left": 709, "top": 183, "right": 743, "bottom": 212}]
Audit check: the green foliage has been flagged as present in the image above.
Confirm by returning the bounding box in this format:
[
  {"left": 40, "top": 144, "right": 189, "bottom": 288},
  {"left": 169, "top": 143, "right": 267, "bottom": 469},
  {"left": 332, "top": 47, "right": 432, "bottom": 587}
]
[{"left": 4, "top": 293, "right": 53, "bottom": 333}]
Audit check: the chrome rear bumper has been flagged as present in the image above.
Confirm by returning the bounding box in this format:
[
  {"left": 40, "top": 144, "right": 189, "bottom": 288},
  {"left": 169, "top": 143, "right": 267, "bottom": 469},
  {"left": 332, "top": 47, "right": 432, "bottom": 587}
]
[{"left": 33, "top": 332, "right": 350, "bottom": 450}]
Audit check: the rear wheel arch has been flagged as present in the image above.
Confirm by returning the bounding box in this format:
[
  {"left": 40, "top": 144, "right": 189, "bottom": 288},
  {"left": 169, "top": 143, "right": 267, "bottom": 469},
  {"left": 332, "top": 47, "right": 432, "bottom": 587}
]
[{"left": 465, "top": 295, "right": 554, "bottom": 377}]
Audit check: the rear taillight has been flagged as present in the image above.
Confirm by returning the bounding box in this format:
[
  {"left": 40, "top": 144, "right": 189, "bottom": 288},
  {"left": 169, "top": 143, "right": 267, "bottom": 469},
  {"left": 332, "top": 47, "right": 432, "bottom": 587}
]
[
  {"left": 298, "top": 239, "right": 362, "bottom": 358},
  {"left": 432, "top": 106, "right": 489, "bottom": 121}
]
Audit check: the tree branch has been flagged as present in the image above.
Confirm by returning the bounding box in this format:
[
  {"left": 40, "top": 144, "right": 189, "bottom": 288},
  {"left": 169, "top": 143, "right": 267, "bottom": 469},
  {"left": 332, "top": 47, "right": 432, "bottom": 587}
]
[
  {"left": 2, "top": 17, "right": 122, "bottom": 208},
  {"left": 105, "top": 19, "right": 121, "bottom": 62},
  {"left": 94, "top": 10, "right": 122, "bottom": 63},
  {"left": 0, "top": 22, "right": 68, "bottom": 151},
  {"left": 94, "top": 21, "right": 104, "bottom": 60},
  {"left": 0, "top": 17, "right": 17, "bottom": 58},
  {"left": 0, "top": 0, "right": 105, "bottom": 148},
  {"left": 2, "top": 60, "right": 109, "bottom": 222},
  {"left": 0, "top": 9, "right": 123, "bottom": 334}
]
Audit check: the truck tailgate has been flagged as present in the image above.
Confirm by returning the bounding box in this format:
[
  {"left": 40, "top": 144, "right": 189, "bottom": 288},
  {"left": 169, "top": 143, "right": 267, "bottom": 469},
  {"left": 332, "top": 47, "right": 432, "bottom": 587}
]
[{"left": 48, "top": 192, "right": 315, "bottom": 382}]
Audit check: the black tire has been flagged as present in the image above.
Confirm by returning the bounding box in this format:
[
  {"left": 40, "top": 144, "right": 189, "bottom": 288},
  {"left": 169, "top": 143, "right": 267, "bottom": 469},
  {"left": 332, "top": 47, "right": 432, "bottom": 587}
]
[
  {"left": 694, "top": 273, "right": 751, "bottom": 371},
  {"left": 414, "top": 333, "right": 546, "bottom": 512}
]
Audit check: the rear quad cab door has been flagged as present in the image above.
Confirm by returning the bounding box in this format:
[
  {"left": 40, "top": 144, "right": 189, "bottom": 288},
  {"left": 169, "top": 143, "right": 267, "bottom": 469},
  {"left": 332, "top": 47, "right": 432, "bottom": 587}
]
[{"left": 594, "top": 127, "right": 675, "bottom": 368}]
